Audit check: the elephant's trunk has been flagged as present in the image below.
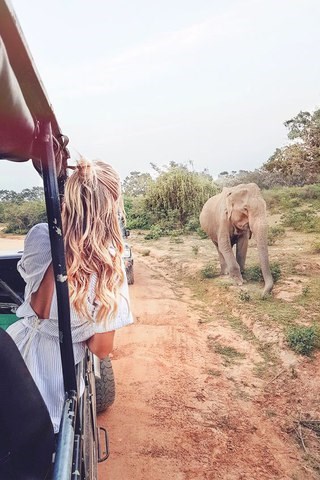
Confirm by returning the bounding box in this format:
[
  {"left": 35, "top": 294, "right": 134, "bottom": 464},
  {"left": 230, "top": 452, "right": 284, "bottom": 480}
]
[{"left": 251, "top": 220, "right": 274, "bottom": 298}]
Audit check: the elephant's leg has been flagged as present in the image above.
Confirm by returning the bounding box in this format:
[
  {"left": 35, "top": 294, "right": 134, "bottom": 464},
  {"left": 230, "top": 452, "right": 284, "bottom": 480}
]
[
  {"left": 212, "top": 242, "right": 227, "bottom": 275},
  {"left": 218, "top": 250, "right": 228, "bottom": 275},
  {"left": 236, "top": 231, "right": 249, "bottom": 273},
  {"left": 218, "top": 236, "right": 243, "bottom": 285}
]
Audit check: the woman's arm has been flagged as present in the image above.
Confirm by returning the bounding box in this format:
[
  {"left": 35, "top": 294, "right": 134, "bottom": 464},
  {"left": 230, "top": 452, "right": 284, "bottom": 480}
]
[{"left": 86, "top": 331, "right": 115, "bottom": 359}]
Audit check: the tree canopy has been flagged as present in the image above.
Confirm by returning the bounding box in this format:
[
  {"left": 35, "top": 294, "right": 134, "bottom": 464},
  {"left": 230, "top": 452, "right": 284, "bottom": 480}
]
[
  {"left": 263, "top": 109, "right": 320, "bottom": 185},
  {"left": 122, "top": 171, "right": 153, "bottom": 197},
  {"left": 145, "top": 163, "right": 217, "bottom": 227}
]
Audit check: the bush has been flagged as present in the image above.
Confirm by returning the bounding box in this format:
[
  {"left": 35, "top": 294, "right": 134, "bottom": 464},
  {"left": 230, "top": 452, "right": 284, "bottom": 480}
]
[
  {"left": 192, "top": 245, "right": 200, "bottom": 256},
  {"left": 4, "top": 201, "right": 47, "bottom": 234},
  {"left": 201, "top": 263, "right": 217, "bottom": 279},
  {"left": 298, "top": 184, "right": 320, "bottom": 200},
  {"left": 286, "top": 325, "right": 319, "bottom": 356},
  {"left": 144, "top": 225, "right": 163, "bottom": 240},
  {"left": 197, "top": 228, "right": 208, "bottom": 239},
  {"left": 244, "top": 262, "right": 281, "bottom": 283},
  {"left": 281, "top": 209, "right": 320, "bottom": 233},
  {"left": 239, "top": 291, "right": 251, "bottom": 302},
  {"left": 170, "top": 235, "right": 184, "bottom": 244},
  {"left": 311, "top": 239, "right": 320, "bottom": 254},
  {"left": 145, "top": 164, "right": 217, "bottom": 227},
  {"left": 185, "top": 216, "right": 200, "bottom": 232},
  {"left": 125, "top": 196, "right": 154, "bottom": 229},
  {"left": 268, "top": 225, "right": 286, "bottom": 245}
]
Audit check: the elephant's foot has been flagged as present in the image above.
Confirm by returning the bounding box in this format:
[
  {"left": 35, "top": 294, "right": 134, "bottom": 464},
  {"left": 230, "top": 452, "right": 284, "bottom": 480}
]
[
  {"left": 220, "top": 269, "right": 229, "bottom": 276},
  {"left": 229, "top": 267, "right": 243, "bottom": 286},
  {"left": 261, "top": 279, "right": 274, "bottom": 299},
  {"left": 230, "top": 275, "right": 243, "bottom": 286}
]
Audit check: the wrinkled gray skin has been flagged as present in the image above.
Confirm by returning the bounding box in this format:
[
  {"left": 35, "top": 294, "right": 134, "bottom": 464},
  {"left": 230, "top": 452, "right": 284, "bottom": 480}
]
[{"left": 200, "top": 183, "right": 273, "bottom": 298}]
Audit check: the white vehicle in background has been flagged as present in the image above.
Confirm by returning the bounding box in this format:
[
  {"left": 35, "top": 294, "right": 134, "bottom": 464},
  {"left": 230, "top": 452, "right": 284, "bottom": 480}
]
[{"left": 121, "top": 223, "right": 134, "bottom": 285}]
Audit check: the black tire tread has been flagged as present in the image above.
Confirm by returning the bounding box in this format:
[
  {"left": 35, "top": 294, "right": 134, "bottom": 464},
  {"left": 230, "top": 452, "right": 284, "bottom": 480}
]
[
  {"left": 96, "top": 357, "right": 115, "bottom": 413},
  {"left": 126, "top": 265, "right": 134, "bottom": 285}
]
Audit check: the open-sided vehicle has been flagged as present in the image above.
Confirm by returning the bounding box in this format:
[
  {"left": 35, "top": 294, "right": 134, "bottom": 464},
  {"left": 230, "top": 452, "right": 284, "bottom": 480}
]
[{"left": 0, "top": 1, "right": 112, "bottom": 478}]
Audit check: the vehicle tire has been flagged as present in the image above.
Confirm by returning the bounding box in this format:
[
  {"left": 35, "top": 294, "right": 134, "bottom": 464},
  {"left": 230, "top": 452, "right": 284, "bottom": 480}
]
[
  {"left": 95, "top": 356, "right": 115, "bottom": 413},
  {"left": 126, "top": 265, "right": 134, "bottom": 285}
]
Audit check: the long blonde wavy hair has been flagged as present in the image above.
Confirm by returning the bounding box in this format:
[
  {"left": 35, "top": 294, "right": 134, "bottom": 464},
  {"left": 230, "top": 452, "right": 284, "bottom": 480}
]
[{"left": 62, "top": 158, "right": 124, "bottom": 323}]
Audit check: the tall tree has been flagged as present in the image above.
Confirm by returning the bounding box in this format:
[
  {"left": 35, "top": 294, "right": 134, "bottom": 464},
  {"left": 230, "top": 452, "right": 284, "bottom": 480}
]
[
  {"left": 145, "top": 164, "right": 217, "bottom": 226},
  {"left": 122, "top": 171, "right": 153, "bottom": 197},
  {"left": 264, "top": 109, "right": 320, "bottom": 185}
]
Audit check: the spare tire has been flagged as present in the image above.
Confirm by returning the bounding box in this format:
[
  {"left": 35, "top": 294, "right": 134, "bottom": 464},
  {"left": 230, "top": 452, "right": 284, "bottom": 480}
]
[{"left": 95, "top": 356, "right": 115, "bottom": 413}]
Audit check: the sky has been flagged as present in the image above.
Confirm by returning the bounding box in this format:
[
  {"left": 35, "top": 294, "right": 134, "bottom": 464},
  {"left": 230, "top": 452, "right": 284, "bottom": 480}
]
[{"left": 1, "top": 0, "right": 320, "bottom": 191}]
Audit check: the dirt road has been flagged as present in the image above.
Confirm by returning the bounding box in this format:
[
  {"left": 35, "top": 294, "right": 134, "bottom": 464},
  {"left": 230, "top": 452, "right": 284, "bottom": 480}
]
[{"left": 98, "top": 241, "right": 320, "bottom": 480}]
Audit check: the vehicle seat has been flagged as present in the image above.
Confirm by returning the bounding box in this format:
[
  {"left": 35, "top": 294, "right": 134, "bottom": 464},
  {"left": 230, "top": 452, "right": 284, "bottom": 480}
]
[{"left": 0, "top": 328, "right": 55, "bottom": 480}]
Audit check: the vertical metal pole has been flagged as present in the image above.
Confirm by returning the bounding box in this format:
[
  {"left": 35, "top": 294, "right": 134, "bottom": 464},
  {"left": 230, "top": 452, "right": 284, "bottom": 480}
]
[{"left": 40, "top": 120, "right": 77, "bottom": 394}]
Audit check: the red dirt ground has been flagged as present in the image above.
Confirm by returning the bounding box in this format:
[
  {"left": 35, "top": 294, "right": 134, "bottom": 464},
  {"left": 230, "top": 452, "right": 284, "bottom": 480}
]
[{"left": 98, "top": 234, "right": 320, "bottom": 480}]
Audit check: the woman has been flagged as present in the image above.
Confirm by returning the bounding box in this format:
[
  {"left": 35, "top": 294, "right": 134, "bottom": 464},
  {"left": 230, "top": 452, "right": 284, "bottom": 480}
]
[{"left": 7, "top": 159, "right": 133, "bottom": 433}]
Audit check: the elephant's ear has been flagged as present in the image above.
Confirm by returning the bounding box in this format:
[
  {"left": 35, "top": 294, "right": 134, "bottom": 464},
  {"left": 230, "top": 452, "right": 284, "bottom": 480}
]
[{"left": 226, "top": 188, "right": 249, "bottom": 219}]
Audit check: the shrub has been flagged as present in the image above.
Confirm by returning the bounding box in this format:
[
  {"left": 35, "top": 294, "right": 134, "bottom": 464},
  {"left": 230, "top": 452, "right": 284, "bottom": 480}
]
[
  {"left": 311, "top": 240, "right": 320, "bottom": 254},
  {"left": 144, "top": 225, "right": 163, "bottom": 240},
  {"left": 270, "top": 263, "right": 281, "bottom": 282},
  {"left": 243, "top": 265, "right": 263, "bottom": 282},
  {"left": 298, "top": 184, "right": 320, "bottom": 200},
  {"left": 239, "top": 291, "right": 251, "bottom": 302},
  {"left": 268, "top": 225, "right": 286, "bottom": 245},
  {"left": 192, "top": 245, "right": 200, "bottom": 256},
  {"left": 197, "top": 228, "right": 208, "bottom": 239},
  {"left": 281, "top": 209, "right": 320, "bottom": 233},
  {"left": 145, "top": 164, "right": 217, "bottom": 227},
  {"left": 170, "top": 236, "right": 184, "bottom": 244},
  {"left": 244, "top": 262, "right": 281, "bottom": 283},
  {"left": 185, "top": 216, "right": 200, "bottom": 232},
  {"left": 125, "top": 195, "right": 154, "bottom": 229},
  {"left": 201, "top": 263, "right": 217, "bottom": 279},
  {"left": 286, "top": 325, "right": 319, "bottom": 356}
]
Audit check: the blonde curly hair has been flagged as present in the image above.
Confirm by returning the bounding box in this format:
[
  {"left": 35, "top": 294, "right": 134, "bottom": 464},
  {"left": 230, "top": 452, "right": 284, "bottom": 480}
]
[{"left": 62, "top": 158, "right": 124, "bottom": 323}]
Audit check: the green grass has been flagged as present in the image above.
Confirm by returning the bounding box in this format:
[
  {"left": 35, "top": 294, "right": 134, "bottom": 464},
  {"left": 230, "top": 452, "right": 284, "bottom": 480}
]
[
  {"left": 254, "top": 298, "right": 299, "bottom": 327},
  {"left": 208, "top": 336, "right": 245, "bottom": 365}
]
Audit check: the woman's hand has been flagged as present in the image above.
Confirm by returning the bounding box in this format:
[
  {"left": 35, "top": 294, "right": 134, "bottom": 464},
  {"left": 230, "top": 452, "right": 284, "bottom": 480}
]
[{"left": 87, "top": 331, "right": 115, "bottom": 359}]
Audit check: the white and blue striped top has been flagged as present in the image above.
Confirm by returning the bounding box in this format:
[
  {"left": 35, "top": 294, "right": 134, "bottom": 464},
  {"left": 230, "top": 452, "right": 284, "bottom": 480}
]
[{"left": 7, "top": 223, "right": 133, "bottom": 433}]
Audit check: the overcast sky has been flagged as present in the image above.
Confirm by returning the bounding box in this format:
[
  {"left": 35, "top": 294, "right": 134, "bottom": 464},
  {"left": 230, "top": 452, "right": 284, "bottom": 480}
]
[{"left": 1, "top": 0, "right": 320, "bottom": 191}]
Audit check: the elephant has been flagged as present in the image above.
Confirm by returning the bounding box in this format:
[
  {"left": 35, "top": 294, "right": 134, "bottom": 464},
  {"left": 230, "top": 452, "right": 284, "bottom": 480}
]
[{"left": 199, "top": 183, "right": 273, "bottom": 298}]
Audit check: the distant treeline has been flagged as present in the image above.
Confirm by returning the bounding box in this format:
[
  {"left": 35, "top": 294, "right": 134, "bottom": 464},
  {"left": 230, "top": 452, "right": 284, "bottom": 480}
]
[{"left": 1, "top": 108, "right": 319, "bottom": 235}]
